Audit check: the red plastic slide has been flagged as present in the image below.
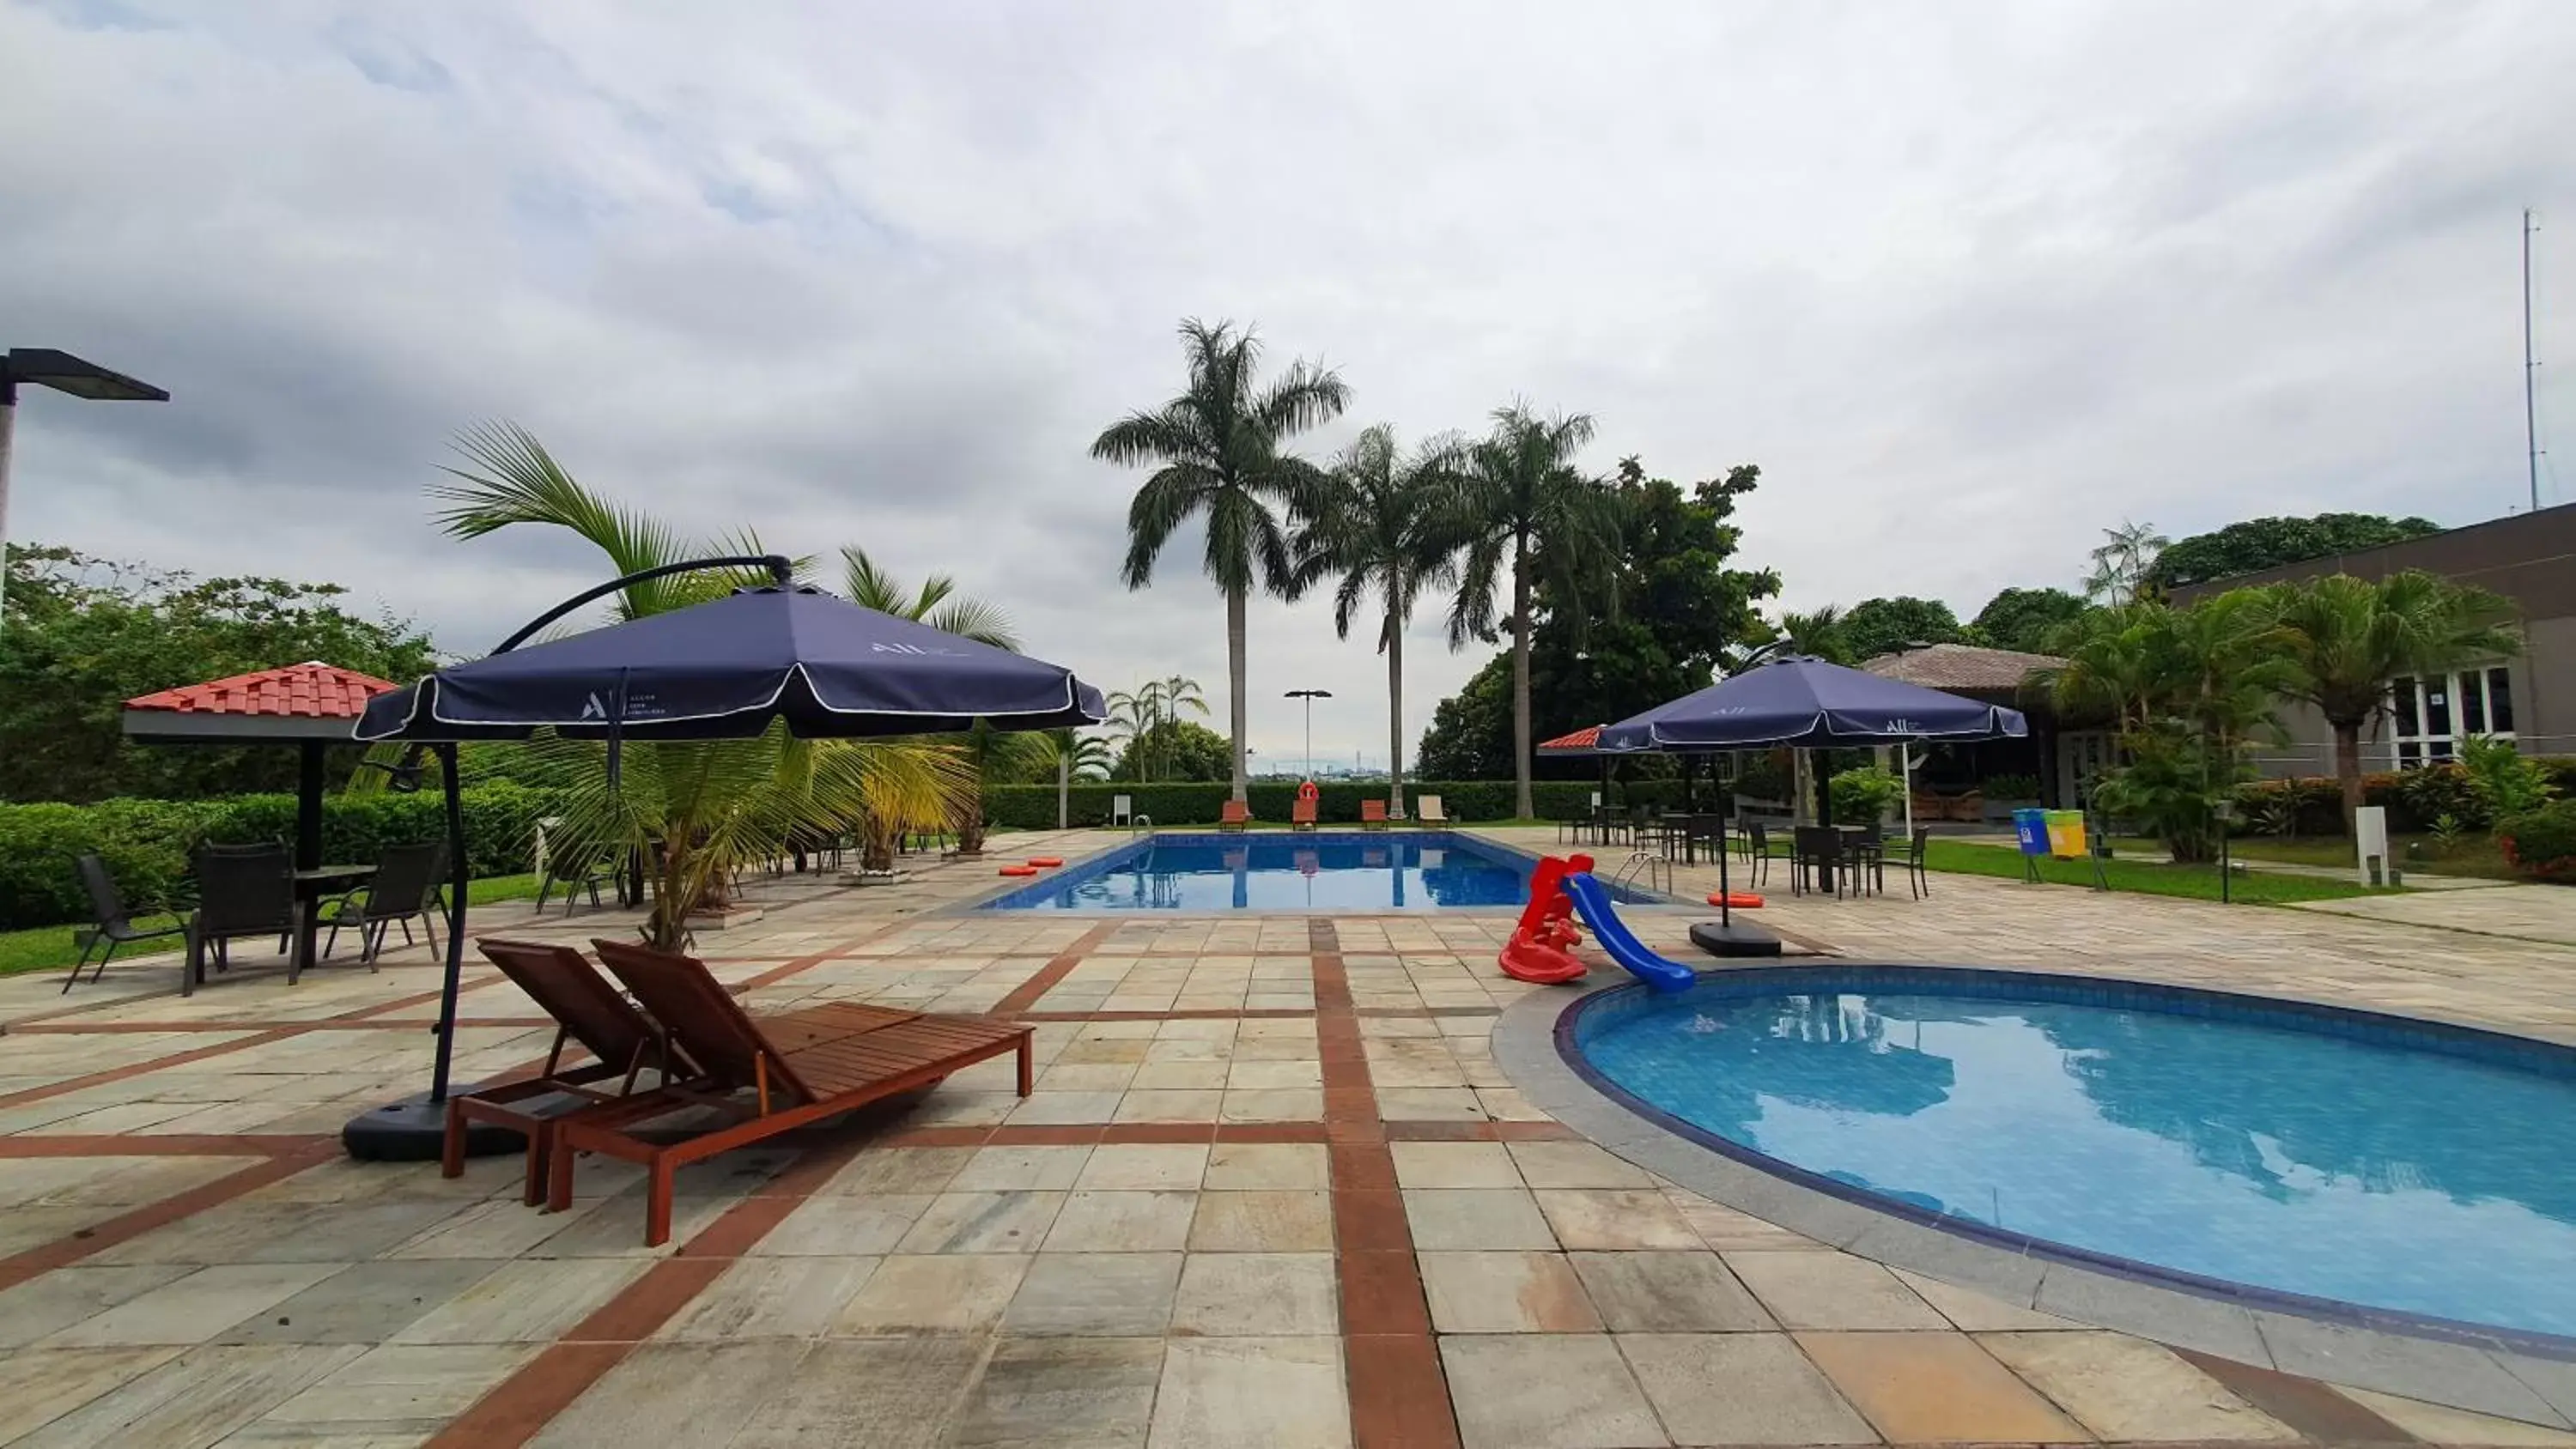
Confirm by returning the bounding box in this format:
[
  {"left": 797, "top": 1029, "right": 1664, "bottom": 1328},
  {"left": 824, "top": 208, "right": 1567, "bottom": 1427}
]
[{"left": 1498, "top": 853, "right": 1594, "bottom": 984}]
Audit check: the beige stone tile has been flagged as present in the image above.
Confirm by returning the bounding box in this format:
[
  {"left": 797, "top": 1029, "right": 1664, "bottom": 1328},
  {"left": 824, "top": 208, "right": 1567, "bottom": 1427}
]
[
  {"left": 1441, "top": 1334, "right": 1664, "bottom": 1449},
  {"left": 1798, "top": 1330, "right": 2087, "bottom": 1444},
  {"left": 0, "top": 1265, "right": 196, "bottom": 1349},
  {"left": 750, "top": 1191, "right": 934, "bottom": 1256},
  {"left": 1504, "top": 1141, "right": 1654, "bottom": 1190},
  {"left": 1224, "top": 1059, "right": 1322, "bottom": 1090},
  {"left": 2335, "top": 1384, "right": 2576, "bottom": 1446},
  {"left": 1402, "top": 1189, "right": 1559, "bottom": 1252},
  {"left": 1390, "top": 1142, "right": 1522, "bottom": 1190},
  {"left": 1187, "top": 1190, "right": 1334, "bottom": 1252},
  {"left": 821, "top": 1147, "right": 975, "bottom": 1195},
  {"left": 1891, "top": 1268, "right": 2081, "bottom": 1331},
  {"left": 658, "top": 1256, "right": 880, "bottom": 1340},
  {"left": 252, "top": 1342, "right": 539, "bottom": 1428},
  {"left": 1037, "top": 1062, "right": 1142, "bottom": 1092},
  {"left": 1980, "top": 1331, "right": 2300, "bottom": 1441},
  {"left": 1725, "top": 1250, "right": 1950, "bottom": 1331},
  {"left": 1129, "top": 1062, "right": 1230, "bottom": 1091},
  {"left": 1218, "top": 1088, "right": 1322, "bottom": 1123},
  {"left": 1150, "top": 1336, "right": 1351, "bottom": 1449},
  {"left": 957, "top": 1335, "right": 1163, "bottom": 1446},
  {"left": 1003, "top": 1252, "right": 1182, "bottom": 1337},
  {"left": 895, "top": 1191, "right": 1066, "bottom": 1254},
  {"left": 1170, "top": 1253, "right": 1339, "bottom": 1336},
  {"left": 1418, "top": 1252, "right": 1601, "bottom": 1334},
  {"left": 43, "top": 1263, "right": 345, "bottom": 1348},
  {"left": 393, "top": 1258, "right": 650, "bottom": 1344},
  {"left": 529, "top": 1339, "right": 816, "bottom": 1448},
  {"left": 1203, "top": 1143, "right": 1329, "bottom": 1191},
  {"left": 1619, "top": 1332, "right": 1877, "bottom": 1446},
  {"left": 1076, "top": 1144, "right": 1211, "bottom": 1191},
  {"left": 1669, "top": 1197, "right": 1828, "bottom": 1251},
  {"left": 1043, "top": 1191, "right": 1199, "bottom": 1252},
  {"left": 1115, "top": 1089, "right": 1225, "bottom": 1124},
  {"left": 1531, "top": 1189, "right": 1702, "bottom": 1250},
  {"left": 1375, "top": 1087, "right": 1486, "bottom": 1121},
  {"left": 1567, "top": 1252, "right": 1773, "bottom": 1332},
  {"left": 1005, "top": 1091, "right": 1125, "bottom": 1125},
  {"left": 951, "top": 1144, "right": 1092, "bottom": 1191},
  {"left": 0, "top": 1346, "right": 187, "bottom": 1444},
  {"left": 830, "top": 1253, "right": 1030, "bottom": 1337},
  {"left": 13, "top": 1343, "right": 365, "bottom": 1449}
]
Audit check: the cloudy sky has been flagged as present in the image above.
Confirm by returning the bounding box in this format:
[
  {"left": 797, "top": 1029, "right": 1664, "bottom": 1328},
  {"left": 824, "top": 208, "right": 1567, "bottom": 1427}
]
[{"left": 5, "top": 1, "right": 2572, "bottom": 768}]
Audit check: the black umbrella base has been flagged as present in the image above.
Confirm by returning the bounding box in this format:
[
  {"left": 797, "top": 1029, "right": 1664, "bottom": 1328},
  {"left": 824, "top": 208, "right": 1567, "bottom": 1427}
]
[
  {"left": 1689, "top": 921, "right": 1783, "bottom": 958},
  {"left": 342, "top": 1093, "right": 523, "bottom": 1162}
]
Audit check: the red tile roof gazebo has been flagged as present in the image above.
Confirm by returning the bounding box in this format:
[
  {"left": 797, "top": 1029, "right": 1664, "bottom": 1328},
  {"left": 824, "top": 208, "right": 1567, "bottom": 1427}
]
[{"left": 123, "top": 661, "right": 398, "bottom": 741}]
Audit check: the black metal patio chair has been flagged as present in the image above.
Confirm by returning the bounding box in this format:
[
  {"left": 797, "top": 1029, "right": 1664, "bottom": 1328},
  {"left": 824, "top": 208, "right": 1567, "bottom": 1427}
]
[
  {"left": 182, "top": 843, "right": 298, "bottom": 997},
  {"left": 1897, "top": 825, "right": 1933, "bottom": 899},
  {"left": 64, "top": 853, "right": 188, "bottom": 994},
  {"left": 320, "top": 840, "right": 447, "bottom": 965}
]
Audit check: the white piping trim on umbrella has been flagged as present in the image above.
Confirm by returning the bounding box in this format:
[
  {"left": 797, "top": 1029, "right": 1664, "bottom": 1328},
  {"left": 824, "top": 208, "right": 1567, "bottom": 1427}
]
[{"left": 355, "top": 663, "right": 1098, "bottom": 742}]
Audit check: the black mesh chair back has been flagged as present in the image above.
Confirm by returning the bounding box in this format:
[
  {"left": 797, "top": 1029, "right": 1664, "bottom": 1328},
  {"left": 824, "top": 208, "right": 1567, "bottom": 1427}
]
[
  {"left": 361, "top": 842, "right": 447, "bottom": 924},
  {"left": 79, "top": 853, "right": 131, "bottom": 930},
  {"left": 193, "top": 845, "right": 296, "bottom": 936}
]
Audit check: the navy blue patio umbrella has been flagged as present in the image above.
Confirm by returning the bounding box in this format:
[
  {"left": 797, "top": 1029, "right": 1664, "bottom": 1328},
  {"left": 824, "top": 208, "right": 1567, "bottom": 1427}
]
[
  {"left": 1597, "top": 656, "right": 2027, "bottom": 950},
  {"left": 342, "top": 556, "right": 1106, "bottom": 1160}
]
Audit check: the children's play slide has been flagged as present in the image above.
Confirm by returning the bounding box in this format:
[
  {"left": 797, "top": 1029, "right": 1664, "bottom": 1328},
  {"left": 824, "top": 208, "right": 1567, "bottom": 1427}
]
[{"left": 1558, "top": 871, "right": 1697, "bottom": 993}]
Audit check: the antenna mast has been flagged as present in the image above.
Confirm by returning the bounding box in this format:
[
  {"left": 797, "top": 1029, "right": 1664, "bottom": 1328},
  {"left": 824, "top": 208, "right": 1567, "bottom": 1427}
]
[{"left": 2529, "top": 208, "right": 2545, "bottom": 512}]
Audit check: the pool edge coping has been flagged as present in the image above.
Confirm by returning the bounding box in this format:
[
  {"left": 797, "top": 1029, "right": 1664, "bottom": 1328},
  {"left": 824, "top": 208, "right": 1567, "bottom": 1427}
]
[{"left": 1489, "top": 965, "right": 2576, "bottom": 1431}]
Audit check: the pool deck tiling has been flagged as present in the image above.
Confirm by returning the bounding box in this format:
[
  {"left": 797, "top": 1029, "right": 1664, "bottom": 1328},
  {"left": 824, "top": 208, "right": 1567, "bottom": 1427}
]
[{"left": 1, "top": 824, "right": 2573, "bottom": 1446}]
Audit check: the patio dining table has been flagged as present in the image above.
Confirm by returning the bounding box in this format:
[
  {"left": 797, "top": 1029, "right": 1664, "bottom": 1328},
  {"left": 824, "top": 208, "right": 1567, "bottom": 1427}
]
[{"left": 292, "top": 864, "right": 376, "bottom": 978}]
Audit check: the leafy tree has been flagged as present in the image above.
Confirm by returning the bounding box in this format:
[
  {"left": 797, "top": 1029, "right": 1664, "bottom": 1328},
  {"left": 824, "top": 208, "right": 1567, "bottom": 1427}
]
[
  {"left": 0, "top": 545, "right": 440, "bottom": 803},
  {"left": 1838, "top": 596, "right": 1967, "bottom": 663},
  {"left": 1092, "top": 318, "right": 1349, "bottom": 803},
  {"left": 1111, "top": 719, "right": 1230, "bottom": 782},
  {"left": 1416, "top": 458, "right": 1777, "bottom": 779},
  {"left": 2086, "top": 519, "right": 2168, "bottom": 604},
  {"left": 434, "top": 421, "right": 969, "bottom": 943},
  {"left": 1103, "top": 677, "right": 1209, "bottom": 783},
  {"left": 2147, "top": 513, "right": 2444, "bottom": 592},
  {"left": 1969, "top": 586, "right": 2088, "bottom": 654},
  {"left": 1295, "top": 424, "right": 1462, "bottom": 814},
  {"left": 2265, "top": 570, "right": 2520, "bottom": 830},
  {"left": 1442, "top": 404, "right": 1624, "bottom": 818}
]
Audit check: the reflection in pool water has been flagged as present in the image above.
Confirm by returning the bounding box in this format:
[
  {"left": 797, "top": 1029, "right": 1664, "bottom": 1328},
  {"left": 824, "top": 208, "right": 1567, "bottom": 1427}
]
[{"left": 1577, "top": 984, "right": 2576, "bottom": 1337}]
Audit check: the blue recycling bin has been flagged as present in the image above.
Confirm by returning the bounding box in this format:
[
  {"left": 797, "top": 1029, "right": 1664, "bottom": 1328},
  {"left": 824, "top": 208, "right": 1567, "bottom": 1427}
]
[{"left": 2013, "top": 807, "right": 2049, "bottom": 855}]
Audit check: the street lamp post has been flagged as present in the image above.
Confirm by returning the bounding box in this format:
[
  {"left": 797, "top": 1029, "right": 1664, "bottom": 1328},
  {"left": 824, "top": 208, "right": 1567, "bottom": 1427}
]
[
  {"left": 1284, "top": 689, "right": 1332, "bottom": 781},
  {"left": 0, "top": 349, "right": 169, "bottom": 628}
]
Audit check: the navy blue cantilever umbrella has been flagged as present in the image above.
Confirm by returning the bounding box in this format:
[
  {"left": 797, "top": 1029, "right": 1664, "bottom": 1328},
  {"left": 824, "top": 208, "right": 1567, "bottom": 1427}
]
[
  {"left": 1595, "top": 654, "right": 2026, "bottom": 753},
  {"left": 1597, "top": 656, "right": 2026, "bottom": 950},
  {"left": 343, "top": 570, "right": 1105, "bottom": 1161}
]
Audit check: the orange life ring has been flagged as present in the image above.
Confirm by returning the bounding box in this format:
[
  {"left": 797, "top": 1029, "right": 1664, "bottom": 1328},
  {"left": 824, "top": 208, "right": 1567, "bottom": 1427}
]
[
  {"left": 999, "top": 864, "right": 1040, "bottom": 877},
  {"left": 1027, "top": 857, "right": 1064, "bottom": 868},
  {"left": 1705, "top": 891, "right": 1765, "bottom": 909},
  {"left": 1297, "top": 779, "right": 1319, "bottom": 801}
]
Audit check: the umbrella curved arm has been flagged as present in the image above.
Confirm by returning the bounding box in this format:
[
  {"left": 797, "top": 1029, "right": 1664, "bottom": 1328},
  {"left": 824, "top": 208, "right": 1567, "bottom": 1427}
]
[{"left": 492, "top": 554, "right": 795, "bottom": 654}]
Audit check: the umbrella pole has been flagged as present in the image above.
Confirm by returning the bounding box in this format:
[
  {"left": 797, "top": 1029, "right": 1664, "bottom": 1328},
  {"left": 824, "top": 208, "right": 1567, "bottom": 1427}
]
[
  {"left": 1902, "top": 744, "right": 1915, "bottom": 840},
  {"left": 428, "top": 742, "right": 468, "bottom": 1104}
]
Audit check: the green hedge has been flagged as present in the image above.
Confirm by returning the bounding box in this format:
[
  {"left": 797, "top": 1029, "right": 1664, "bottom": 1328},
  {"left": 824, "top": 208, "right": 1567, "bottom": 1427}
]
[
  {"left": 2500, "top": 800, "right": 2576, "bottom": 881},
  {"left": 0, "top": 783, "right": 566, "bottom": 931},
  {"left": 2233, "top": 758, "right": 2576, "bottom": 836},
  {"left": 983, "top": 779, "right": 1647, "bottom": 830}
]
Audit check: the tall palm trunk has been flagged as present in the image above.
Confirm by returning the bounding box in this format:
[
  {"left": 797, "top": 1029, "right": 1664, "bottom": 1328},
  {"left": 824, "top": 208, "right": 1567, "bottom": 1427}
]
[
  {"left": 1510, "top": 535, "right": 1534, "bottom": 821},
  {"left": 1058, "top": 754, "right": 1071, "bottom": 830},
  {"left": 1386, "top": 597, "right": 1406, "bottom": 815},
  {"left": 2331, "top": 719, "right": 2365, "bottom": 832},
  {"left": 1226, "top": 585, "right": 1249, "bottom": 803}
]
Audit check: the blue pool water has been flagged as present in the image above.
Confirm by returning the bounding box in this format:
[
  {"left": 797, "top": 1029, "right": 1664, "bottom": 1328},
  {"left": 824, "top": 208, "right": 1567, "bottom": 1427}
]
[
  {"left": 1576, "top": 976, "right": 2576, "bottom": 1338},
  {"left": 982, "top": 831, "right": 1646, "bottom": 912}
]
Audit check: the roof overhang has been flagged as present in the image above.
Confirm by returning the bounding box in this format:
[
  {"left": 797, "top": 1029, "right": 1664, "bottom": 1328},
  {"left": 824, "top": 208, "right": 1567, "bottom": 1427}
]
[{"left": 121, "top": 712, "right": 361, "bottom": 743}]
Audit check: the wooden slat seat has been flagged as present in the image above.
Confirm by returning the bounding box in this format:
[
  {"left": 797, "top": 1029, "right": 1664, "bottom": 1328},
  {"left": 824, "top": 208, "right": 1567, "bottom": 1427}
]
[{"left": 564, "top": 937, "right": 1035, "bottom": 1245}]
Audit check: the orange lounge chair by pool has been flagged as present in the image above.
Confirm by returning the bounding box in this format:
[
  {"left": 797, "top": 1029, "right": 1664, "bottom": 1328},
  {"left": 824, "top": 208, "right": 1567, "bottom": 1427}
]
[
  {"left": 1291, "top": 797, "right": 1318, "bottom": 831},
  {"left": 1218, "top": 801, "right": 1251, "bottom": 832},
  {"left": 1359, "top": 799, "right": 1388, "bottom": 830}
]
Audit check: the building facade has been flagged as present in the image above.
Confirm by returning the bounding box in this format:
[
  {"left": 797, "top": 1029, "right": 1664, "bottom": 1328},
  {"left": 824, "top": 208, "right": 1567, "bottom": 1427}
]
[{"left": 2171, "top": 502, "right": 2576, "bottom": 775}]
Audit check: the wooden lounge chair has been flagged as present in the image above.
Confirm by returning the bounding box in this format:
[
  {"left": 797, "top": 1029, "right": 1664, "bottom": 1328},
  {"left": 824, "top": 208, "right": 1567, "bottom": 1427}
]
[
  {"left": 1291, "top": 797, "right": 1318, "bottom": 832},
  {"left": 1414, "top": 794, "right": 1448, "bottom": 827},
  {"left": 444, "top": 939, "right": 690, "bottom": 1204},
  {"left": 1218, "top": 800, "right": 1251, "bottom": 833},
  {"left": 1359, "top": 799, "right": 1389, "bottom": 831},
  {"left": 569, "top": 938, "right": 1035, "bottom": 1246}
]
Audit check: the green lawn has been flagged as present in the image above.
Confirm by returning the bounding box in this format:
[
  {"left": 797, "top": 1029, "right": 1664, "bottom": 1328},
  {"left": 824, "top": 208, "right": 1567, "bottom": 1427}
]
[
  {"left": 2200, "top": 832, "right": 2523, "bottom": 882},
  {"left": 1924, "top": 840, "right": 2391, "bottom": 903},
  {"left": 0, "top": 871, "right": 548, "bottom": 979}
]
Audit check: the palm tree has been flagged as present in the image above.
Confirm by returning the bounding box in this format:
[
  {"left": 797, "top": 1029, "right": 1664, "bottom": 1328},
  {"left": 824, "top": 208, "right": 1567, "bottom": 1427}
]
[
  {"left": 2086, "top": 519, "right": 2170, "bottom": 605},
  {"left": 1104, "top": 682, "right": 1168, "bottom": 781},
  {"left": 1093, "top": 318, "right": 1350, "bottom": 803},
  {"left": 434, "top": 421, "right": 969, "bottom": 944},
  {"left": 1297, "top": 424, "right": 1462, "bottom": 815},
  {"left": 1040, "top": 728, "right": 1116, "bottom": 828},
  {"left": 1443, "top": 404, "right": 1623, "bottom": 819},
  {"left": 1770, "top": 605, "right": 1852, "bottom": 665},
  {"left": 2267, "top": 571, "right": 2520, "bottom": 829},
  {"left": 840, "top": 546, "right": 1019, "bottom": 649}
]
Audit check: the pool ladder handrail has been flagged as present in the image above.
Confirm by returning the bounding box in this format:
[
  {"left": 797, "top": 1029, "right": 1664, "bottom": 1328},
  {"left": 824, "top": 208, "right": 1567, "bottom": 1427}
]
[
  {"left": 1130, "top": 814, "right": 1152, "bottom": 836},
  {"left": 1607, "top": 849, "right": 1671, "bottom": 897}
]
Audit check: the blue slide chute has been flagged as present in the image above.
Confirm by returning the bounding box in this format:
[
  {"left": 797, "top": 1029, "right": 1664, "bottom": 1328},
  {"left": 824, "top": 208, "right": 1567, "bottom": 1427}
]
[{"left": 1558, "top": 872, "right": 1696, "bottom": 993}]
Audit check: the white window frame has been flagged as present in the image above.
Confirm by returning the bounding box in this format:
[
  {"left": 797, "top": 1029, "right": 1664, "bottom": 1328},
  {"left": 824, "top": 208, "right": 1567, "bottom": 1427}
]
[{"left": 2389, "top": 665, "right": 2517, "bottom": 767}]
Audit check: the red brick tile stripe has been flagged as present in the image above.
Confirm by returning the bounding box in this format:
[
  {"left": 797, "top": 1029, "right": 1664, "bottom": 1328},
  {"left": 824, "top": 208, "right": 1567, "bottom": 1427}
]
[
  {"left": 991, "top": 921, "right": 1120, "bottom": 1015},
  {"left": 0, "top": 1137, "right": 341, "bottom": 1293},
  {"left": 1312, "top": 918, "right": 1464, "bottom": 1449}
]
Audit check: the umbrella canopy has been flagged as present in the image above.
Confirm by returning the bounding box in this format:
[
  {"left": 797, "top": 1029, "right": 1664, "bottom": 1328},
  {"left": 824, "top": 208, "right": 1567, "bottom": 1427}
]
[
  {"left": 357, "top": 585, "right": 1105, "bottom": 743},
  {"left": 1596, "top": 655, "right": 2026, "bottom": 753}
]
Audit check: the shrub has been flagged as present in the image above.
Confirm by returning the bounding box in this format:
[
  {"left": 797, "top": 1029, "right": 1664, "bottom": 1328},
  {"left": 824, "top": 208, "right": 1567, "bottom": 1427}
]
[
  {"left": 0, "top": 782, "right": 565, "bottom": 931},
  {"left": 2458, "top": 736, "right": 2558, "bottom": 821},
  {"left": 1828, "top": 765, "right": 1905, "bottom": 824},
  {"left": 978, "top": 779, "right": 1603, "bottom": 830},
  {"left": 2232, "top": 777, "right": 2343, "bottom": 836},
  {"left": 2498, "top": 800, "right": 2576, "bottom": 882}
]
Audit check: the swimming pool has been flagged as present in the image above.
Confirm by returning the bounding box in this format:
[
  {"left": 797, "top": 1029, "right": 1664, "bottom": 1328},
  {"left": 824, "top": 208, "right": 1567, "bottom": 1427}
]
[
  {"left": 981, "top": 831, "right": 1652, "bottom": 912},
  {"left": 1569, "top": 967, "right": 2576, "bottom": 1343}
]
